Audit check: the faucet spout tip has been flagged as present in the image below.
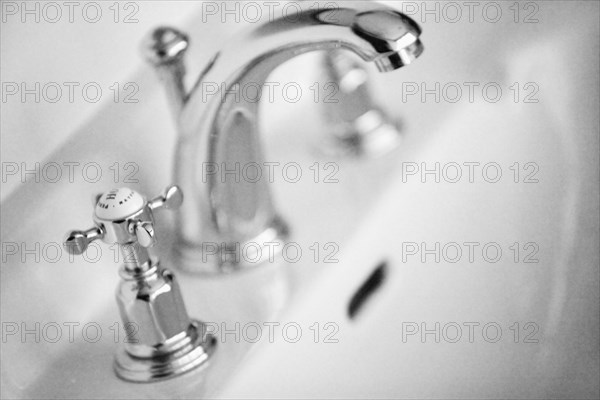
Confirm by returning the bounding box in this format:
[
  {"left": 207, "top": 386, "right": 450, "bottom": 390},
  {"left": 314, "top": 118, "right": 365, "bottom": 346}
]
[
  {"left": 353, "top": 10, "right": 423, "bottom": 71},
  {"left": 375, "top": 40, "right": 424, "bottom": 72}
]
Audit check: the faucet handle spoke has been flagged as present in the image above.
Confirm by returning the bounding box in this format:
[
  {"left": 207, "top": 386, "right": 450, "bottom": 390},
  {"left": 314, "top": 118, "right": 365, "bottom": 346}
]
[
  {"left": 149, "top": 185, "right": 183, "bottom": 211},
  {"left": 132, "top": 220, "right": 156, "bottom": 248},
  {"left": 64, "top": 226, "right": 104, "bottom": 255}
]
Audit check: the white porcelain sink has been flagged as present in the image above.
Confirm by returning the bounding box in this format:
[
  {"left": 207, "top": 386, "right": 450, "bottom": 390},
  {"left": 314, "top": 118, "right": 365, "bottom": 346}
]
[
  {"left": 1, "top": 1, "right": 598, "bottom": 399},
  {"left": 218, "top": 3, "right": 600, "bottom": 397}
]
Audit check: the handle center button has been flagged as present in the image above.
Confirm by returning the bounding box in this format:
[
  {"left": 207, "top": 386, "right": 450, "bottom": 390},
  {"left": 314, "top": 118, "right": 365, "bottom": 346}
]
[{"left": 95, "top": 188, "right": 145, "bottom": 220}]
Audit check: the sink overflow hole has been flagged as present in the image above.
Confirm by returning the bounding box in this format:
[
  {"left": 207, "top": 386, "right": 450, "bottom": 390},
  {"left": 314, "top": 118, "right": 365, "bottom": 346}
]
[{"left": 348, "top": 261, "right": 387, "bottom": 319}]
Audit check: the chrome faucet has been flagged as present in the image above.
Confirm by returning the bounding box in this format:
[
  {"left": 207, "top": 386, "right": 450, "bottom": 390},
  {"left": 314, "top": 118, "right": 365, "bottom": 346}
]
[
  {"left": 144, "top": 2, "right": 423, "bottom": 274},
  {"left": 64, "top": 186, "right": 216, "bottom": 382}
]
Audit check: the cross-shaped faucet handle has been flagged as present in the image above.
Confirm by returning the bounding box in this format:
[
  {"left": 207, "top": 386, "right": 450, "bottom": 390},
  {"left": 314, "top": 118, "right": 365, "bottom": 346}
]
[{"left": 64, "top": 185, "right": 183, "bottom": 255}]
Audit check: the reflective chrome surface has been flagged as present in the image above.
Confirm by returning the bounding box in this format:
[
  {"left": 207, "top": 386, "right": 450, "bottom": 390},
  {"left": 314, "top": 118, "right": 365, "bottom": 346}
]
[
  {"left": 145, "top": 3, "right": 423, "bottom": 273},
  {"left": 65, "top": 186, "right": 216, "bottom": 382}
]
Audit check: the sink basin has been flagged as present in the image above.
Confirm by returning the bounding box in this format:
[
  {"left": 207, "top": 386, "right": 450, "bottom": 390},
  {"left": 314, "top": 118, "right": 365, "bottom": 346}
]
[
  {"left": 217, "top": 3, "right": 600, "bottom": 398},
  {"left": 1, "top": 1, "right": 598, "bottom": 399}
]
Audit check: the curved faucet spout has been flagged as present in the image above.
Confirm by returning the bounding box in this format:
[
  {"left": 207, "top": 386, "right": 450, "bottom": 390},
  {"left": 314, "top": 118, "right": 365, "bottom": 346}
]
[{"left": 146, "top": 3, "right": 423, "bottom": 273}]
